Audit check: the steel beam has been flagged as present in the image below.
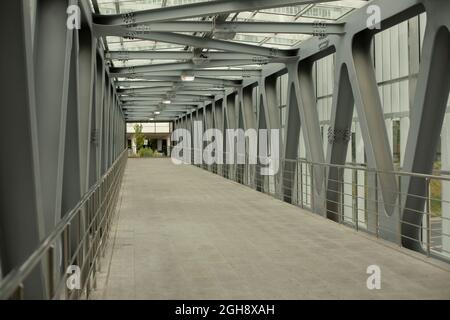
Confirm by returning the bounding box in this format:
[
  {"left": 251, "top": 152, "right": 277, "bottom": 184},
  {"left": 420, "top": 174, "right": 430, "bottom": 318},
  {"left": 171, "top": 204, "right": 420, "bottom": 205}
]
[
  {"left": 349, "top": 31, "right": 398, "bottom": 222},
  {"left": 281, "top": 74, "right": 301, "bottom": 204},
  {"left": 34, "top": 0, "right": 73, "bottom": 234},
  {"left": 256, "top": 74, "right": 281, "bottom": 192},
  {"left": 110, "top": 69, "right": 261, "bottom": 78},
  {"left": 402, "top": 0, "right": 450, "bottom": 251},
  {"left": 0, "top": 0, "right": 46, "bottom": 299},
  {"left": 118, "top": 87, "right": 222, "bottom": 95},
  {"left": 295, "top": 61, "right": 326, "bottom": 214},
  {"left": 107, "top": 51, "right": 266, "bottom": 60},
  {"left": 97, "top": 21, "right": 344, "bottom": 35},
  {"left": 325, "top": 62, "right": 354, "bottom": 222},
  {"left": 95, "top": 53, "right": 105, "bottom": 180},
  {"left": 115, "top": 80, "right": 228, "bottom": 88},
  {"left": 110, "top": 60, "right": 270, "bottom": 75},
  {"left": 94, "top": 25, "right": 295, "bottom": 57},
  {"left": 115, "top": 76, "right": 241, "bottom": 87},
  {"left": 33, "top": 0, "right": 75, "bottom": 294},
  {"left": 78, "top": 27, "right": 95, "bottom": 194}
]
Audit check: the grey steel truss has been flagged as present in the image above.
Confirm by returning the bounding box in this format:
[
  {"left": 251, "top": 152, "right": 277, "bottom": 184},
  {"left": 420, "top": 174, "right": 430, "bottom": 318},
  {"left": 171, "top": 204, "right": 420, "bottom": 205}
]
[{"left": 1, "top": 0, "right": 449, "bottom": 299}]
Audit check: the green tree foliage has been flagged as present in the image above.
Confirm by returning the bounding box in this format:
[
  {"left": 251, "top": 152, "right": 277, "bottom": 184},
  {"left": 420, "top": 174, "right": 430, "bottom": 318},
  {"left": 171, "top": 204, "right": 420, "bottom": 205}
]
[
  {"left": 134, "top": 123, "right": 145, "bottom": 151},
  {"left": 138, "top": 148, "right": 155, "bottom": 158}
]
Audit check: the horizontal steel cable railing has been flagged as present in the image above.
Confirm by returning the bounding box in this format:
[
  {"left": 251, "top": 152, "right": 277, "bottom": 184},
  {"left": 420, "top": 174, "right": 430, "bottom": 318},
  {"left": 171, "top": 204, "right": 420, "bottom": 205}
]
[
  {"left": 0, "top": 149, "right": 128, "bottom": 300},
  {"left": 172, "top": 147, "right": 450, "bottom": 263}
]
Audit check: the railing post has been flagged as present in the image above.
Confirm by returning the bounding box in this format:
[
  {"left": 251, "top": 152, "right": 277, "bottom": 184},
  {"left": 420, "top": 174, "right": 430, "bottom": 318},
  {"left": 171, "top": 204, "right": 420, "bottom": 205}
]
[
  {"left": 299, "top": 161, "right": 303, "bottom": 208},
  {"left": 426, "top": 177, "right": 431, "bottom": 257},
  {"left": 375, "top": 171, "right": 379, "bottom": 238},
  {"left": 354, "top": 168, "right": 358, "bottom": 231},
  {"left": 323, "top": 164, "right": 327, "bottom": 218},
  {"left": 47, "top": 245, "right": 55, "bottom": 299},
  {"left": 398, "top": 175, "right": 402, "bottom": 247},
  {"left": 310, "top": 163, "right": 315, "bottom": 212}
]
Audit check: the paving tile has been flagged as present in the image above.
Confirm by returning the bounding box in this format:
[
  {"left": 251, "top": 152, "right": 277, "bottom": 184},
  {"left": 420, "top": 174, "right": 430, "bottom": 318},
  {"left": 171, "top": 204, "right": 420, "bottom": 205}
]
[{"left": 92, "top": 159, "right": 450, "bottom": 300}]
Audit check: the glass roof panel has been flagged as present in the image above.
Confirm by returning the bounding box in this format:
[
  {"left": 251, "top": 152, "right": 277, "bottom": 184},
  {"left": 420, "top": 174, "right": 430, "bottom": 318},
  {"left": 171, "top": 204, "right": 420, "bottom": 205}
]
[
  {"left": 93, "top": 0, "right": 370, "bottom": 120},
  {"left": 96, "top": 0, "right": 369, "bottom": 55}
]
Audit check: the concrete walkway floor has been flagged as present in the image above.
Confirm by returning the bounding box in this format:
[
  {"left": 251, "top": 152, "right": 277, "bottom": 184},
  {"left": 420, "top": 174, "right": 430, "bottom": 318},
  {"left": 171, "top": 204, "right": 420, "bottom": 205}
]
[{"left": 92, "top": 158, "right": 450, "bottom": 300}]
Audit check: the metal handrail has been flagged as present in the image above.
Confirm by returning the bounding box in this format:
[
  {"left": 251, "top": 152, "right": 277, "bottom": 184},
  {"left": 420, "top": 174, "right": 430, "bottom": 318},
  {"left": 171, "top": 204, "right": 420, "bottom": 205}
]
[
  {"left": 0, "top": 149, "right": 128, "bottom": 300},
  {"left": 177, "top": 148, "right": 450, "bottom": 181},
  {"left": 282, "top": 157, "right": 450, "bottom": 182},
  {"left": 187, "top": 149, "right": 450, "bottom": 263}
]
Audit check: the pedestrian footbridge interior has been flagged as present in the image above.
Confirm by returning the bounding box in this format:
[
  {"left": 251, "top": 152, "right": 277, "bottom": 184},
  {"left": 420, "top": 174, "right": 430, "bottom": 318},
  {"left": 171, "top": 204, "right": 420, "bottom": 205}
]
[{"left": 0, "top": 0, "right": 450, "bottom": 300}]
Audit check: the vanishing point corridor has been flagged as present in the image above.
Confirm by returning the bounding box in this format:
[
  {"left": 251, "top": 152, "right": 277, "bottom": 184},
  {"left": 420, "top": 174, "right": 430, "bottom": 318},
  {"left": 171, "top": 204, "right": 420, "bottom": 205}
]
[{"left": 93, "top": 159, "right": 450, "bottom": 299}]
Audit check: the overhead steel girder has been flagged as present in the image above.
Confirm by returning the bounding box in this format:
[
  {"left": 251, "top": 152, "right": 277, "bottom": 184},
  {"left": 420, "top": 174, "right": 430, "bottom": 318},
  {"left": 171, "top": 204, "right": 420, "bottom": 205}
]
[
  {"left": 115, "top": 81, "right": 228, "bottom": 89},
  {"left": 122, "top": 101, "right": 198, "bottom": 108},
  {"left": 93, "top": 0, "right": 337, "bottom": 25},
  {"left": 125, "top": 111, "right": 185, "bottom": 115},
  {"left": 97, "top": 21, "right": 345, "bottom": 35},
  {"left": 107, "top": 51, "right": 268, "bottom": 60},
  {"left": 126, "top": 116, "right": 176, "bottom": 120},
  {"left": 116, "top": 81, "right": 176, "bottom": 87},
  {"left": 118, "top": 88, "right": 222, "bottom": 95},
  {"left": 110, "top": 69, "right": 261, "bottom": 78},
  {"left": 124, "top": 107, "right": 193, "bottom": 111},
  {"left": 119, "top": 94, "right": 212, "bottom": 99},
  {"left": 117, "top": 76, "right": 242, "bottom": 87},
  {"left": 121, "top": 94, "right": 209, "bottom": 103},
  {"left": 124, "top": 112, "right": 191, "bottom": 116},
  {"left": 117, "top": 86, "right": 222, "bottom": 93},
  {"left": 125, "top": 109, "right": 186, "bottom": 113},
  {"left": 122, "top": 101, "right": 200, "bottom": 109},
  {"left": 121, "top": 96, "right": 207, "bottom": 102},
  {"left": 94, "top": 25, "right": 295, "bottom": 57},
  {"left": 110, "top": 60, "right": 273, "bottom": 75},
  {"left": 120, "top": 92, "right": 213, "bottom": 98},
  {"left": 118, "top": 87, "right": 225, "bottom": 96}
]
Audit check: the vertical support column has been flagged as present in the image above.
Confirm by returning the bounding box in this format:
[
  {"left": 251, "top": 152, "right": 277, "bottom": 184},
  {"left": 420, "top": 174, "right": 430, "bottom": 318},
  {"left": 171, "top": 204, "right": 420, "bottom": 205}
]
[
  {"left": 257, "top": 75, "right": 281, "bottom": 192},
  {"left": 34, "top": 0, "right": 73, "bottom": 233},
  {"left": 78, "top": 24, "right": 95, "bottom": 194},
  {"left": 0, "top": 0, "right": 46, "bottom": 299},
  {"left": 402, "top": 10, "right": 450, "bottom": 250},
  {"left": 88, "top": 53, "right": 98, "bottom": 187},
  {"left": 241, "top": 86, "right": 256, "bottom": 185},
  {"left": 215, "top": 99, "right": 224, "bottom": 176},
  {"left": 108, "top": 93, "right": 115, "bottom": 166},
  {"left": 282, "top": 77, "right": 301, "bottom": 204},
  {"left": 326, "top": 61, "right": 354, "bottom": 222},
  {"left": 348, "top": 31, "right": 398, "bottom": 240},
  {"left": 225, "top": 93, "right": 237, "bottom": 179},
  {"left": 205, "top": 103, "right": 214, "bottom": 172},
  {"left": 101, "top": 78, "right": 110, "bottom": 174},
  {"left": 62, "top": 25, "right": 82, "bottom": 264},
  {"left": 95, "top": 54, "right": 105, "bottom": 180},
  {"left": 292, "top": 60, "right": 326, "bottom": 214}
]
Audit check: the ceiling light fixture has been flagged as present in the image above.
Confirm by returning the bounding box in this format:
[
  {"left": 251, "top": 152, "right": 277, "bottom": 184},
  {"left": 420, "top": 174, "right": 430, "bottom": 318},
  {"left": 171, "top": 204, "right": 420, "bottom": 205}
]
[{"left": 181, "top": 74, "right": 195, "bottom": 82}]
